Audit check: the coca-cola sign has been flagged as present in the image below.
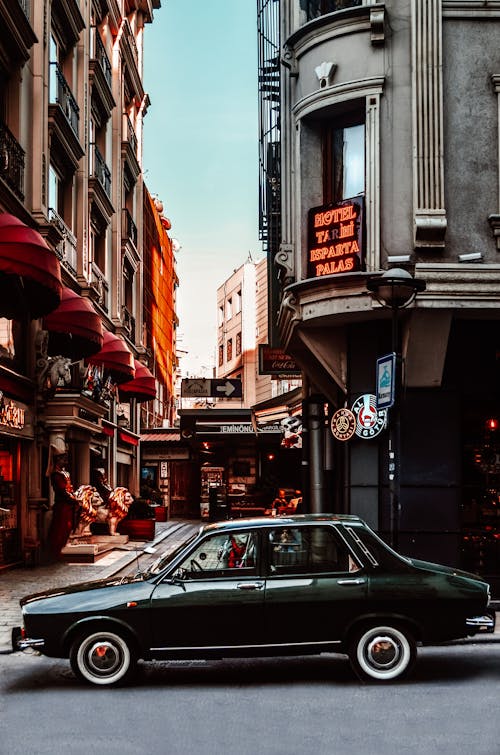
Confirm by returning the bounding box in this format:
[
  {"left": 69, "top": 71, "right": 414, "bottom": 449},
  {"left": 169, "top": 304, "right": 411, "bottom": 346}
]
[{"left": 258, "top": 345, "right": 301, "bottom": 375}]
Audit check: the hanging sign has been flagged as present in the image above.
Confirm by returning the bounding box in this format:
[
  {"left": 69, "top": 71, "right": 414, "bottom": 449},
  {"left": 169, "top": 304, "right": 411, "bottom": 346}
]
[
  {"left": 330, "top": 408, "right": 356, "bottom": 441},
  {"left": 351, "top": 394, "right": 387, "bottom": 439},
  {"left": 307, "top": 196, "right": 364, "bottom": 278}
]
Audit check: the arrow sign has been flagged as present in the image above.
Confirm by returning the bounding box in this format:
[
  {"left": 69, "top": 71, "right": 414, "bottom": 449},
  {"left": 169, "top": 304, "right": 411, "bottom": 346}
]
[{"left": 210, "top": 378, "right": 242, "bottom": 398}]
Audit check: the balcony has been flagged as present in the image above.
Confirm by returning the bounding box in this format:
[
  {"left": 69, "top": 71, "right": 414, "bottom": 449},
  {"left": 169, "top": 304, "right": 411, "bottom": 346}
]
[
  {"left": 0, "top": 120, "right": 24, "bottom": 200},
  {"left": 48, "top": 63, "right": 84, "bottom": 168},
  {"left": 122, "top": 306, "right": 136, "bottom": 342},
  {"left": 89, "top": 143, "right": 114, "bottom": 221},
  {"left": 48, "top": 209, "right": 77, "bottom": 276},
  {"left": 302, "top": 0, "right": 362, "bottom": 21},
  {"left": 0, "top": 0, "right": 37, "bottom": 71},
  {"left": 89, "top": 263, "right": 109, "bottom": 312},
  {"left": 89, "top": 28, "right": 115, "bottom": 119},
  {"left": 122, "top": 114, "right": 140, "bottom": 187},
  {"left": 122, "top": 208, "right": 138, "bottom": 248}
]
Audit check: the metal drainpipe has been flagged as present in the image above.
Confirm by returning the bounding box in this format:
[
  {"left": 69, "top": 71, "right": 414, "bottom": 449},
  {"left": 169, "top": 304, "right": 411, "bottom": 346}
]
[{"left": 308, "top": 397, "right": 325, "bottom": 514}]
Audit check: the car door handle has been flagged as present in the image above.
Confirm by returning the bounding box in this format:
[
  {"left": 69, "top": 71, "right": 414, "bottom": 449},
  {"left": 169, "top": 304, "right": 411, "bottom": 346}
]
[
  {"left": 337, "top": 578, "right": 366, "bottom": 585},
  {"left": 237, "top": 582, "right": 264, "bottom": 590}
]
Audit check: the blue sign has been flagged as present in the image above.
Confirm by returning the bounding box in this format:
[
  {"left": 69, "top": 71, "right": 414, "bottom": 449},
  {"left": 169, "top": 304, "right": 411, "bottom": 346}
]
[{"left": 376, "top": 353, "right": 396, "bottom": 409}]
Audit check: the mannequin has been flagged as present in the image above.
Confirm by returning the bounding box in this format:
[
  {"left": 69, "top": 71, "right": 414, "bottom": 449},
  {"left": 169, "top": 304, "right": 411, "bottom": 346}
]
[{"left": 46, "top": 439, "right": 78, "bottom": 560}]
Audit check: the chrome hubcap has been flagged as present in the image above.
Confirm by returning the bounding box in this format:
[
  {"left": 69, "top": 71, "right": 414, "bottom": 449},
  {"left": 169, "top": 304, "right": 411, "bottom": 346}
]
[
  {"left": 87, "top": 641, "right": 121, "bottom": 674},
  {"left": 366, "top": 635, "right": 400, "bottom": 669}
]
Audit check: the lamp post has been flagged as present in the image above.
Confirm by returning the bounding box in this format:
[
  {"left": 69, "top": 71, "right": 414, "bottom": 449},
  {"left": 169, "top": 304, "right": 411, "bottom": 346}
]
[{"left": 367, "top": 269, "right": 426, "bottom": 550}]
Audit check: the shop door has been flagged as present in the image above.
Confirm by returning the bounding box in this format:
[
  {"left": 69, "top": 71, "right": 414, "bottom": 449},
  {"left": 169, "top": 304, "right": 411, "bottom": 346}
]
[{"left": 170, "top": 460, "right": 199, "bottom": 518}]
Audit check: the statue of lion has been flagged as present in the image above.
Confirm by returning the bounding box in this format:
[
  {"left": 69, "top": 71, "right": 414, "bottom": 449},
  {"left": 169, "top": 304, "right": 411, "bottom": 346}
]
[
  {"left": 73, "top": 485, "right": 105, "bottom": 536},
  {"left": 108, "top": 487, "right": 134, "bottom": 535}
]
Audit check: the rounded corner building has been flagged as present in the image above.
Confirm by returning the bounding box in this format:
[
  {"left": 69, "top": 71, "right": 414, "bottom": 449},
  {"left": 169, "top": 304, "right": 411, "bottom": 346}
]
[{"left": 258, "top": 0, "right": 500, "bottom": 593}]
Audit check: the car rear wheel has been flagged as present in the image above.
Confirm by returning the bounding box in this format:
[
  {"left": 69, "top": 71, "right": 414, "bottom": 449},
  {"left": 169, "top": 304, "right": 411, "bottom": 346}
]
[
  {"left": 70, "top": 629, "right": 136, "bottom": 686},
  {"left": 348, "top": 624, "right": 416, "bottom": 683}
]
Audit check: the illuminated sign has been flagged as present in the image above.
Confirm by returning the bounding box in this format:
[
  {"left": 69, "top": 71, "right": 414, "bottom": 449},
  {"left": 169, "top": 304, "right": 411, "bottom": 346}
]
[
  {"left": 307, "top": 196, "right": 364, "bottom": 278},
  {"left": 0, "top": 400, "right": 25, "bottom": 430},
  {"left": 258, "top": 345, "right": 301, "bottom": 375}
]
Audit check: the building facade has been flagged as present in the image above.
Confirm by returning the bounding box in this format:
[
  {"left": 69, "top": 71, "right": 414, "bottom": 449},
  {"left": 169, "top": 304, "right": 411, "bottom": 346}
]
[
  {"left": 269, "top": 1, "right": 500, "bottom": 589},
  {"left": 0, "top": 0, "right": 176, "bottom": 567}
]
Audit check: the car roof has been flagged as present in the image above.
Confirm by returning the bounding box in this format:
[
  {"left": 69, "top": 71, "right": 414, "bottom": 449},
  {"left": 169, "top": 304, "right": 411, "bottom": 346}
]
[{"left": 202, "top": 514, "right": 363, "bottom": 534}]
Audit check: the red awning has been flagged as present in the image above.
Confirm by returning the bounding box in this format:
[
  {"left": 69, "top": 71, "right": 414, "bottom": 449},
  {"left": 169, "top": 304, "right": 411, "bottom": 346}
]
[
  {"left": 43, "top": 287, "right": 104, "bottom": 359},
  {"left": 86, "top": 331, "right": 135, "bottom": 383},
  {"left": 0, "top": 213, "right": 62, "bottom": 319},
  {"left": 118, "top": 359, "right": 156, "bottom": 403}
]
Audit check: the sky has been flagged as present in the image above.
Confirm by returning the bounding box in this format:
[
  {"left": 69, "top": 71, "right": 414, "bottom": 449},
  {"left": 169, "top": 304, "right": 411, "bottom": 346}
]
[{"left": 143, "top": 0, "right": 264, "bottom": 377}]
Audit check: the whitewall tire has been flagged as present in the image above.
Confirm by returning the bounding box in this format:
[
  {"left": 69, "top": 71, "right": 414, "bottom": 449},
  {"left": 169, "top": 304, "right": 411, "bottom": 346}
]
[
  {"left": 70, "top": 629, "right": 136, "bottom": 686},
  {"left": 349, "top": 625, "right": 416, "bottom": 683}
]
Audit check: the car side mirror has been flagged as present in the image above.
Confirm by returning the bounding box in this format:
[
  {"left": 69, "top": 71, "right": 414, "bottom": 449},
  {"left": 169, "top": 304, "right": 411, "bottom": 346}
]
[{"left": 172, "top": 567, "right": 187, "bottom": 581}]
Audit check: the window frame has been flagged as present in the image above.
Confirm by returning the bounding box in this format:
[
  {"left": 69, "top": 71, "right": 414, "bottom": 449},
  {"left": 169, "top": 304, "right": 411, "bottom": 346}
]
[
  {"left": 173, "top": 529, "right": 260, "bottom": 581},
  {"left": 323, "top": 113, "right": 365, "bottom": 205},
  {"left": 265, "top": 523, "right": 361, "bottom": 577}
]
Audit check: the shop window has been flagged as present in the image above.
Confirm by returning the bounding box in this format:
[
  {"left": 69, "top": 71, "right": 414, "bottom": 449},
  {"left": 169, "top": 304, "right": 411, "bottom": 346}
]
[
  {"left": 324, "top": 117, "right": 365, "bottom": 203},
  {"left": 300, "top": 0, "right": 362, "bottom": 24},
  {"left": 0, "top": 319, "right": 24, "bottom": 371},
  {"left": 227, "top": 338, "right": 233, "bottom": 361}
]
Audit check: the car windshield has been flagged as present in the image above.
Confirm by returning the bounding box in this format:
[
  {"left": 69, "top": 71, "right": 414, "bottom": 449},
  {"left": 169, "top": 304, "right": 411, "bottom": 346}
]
[{"left": 147, "top": 533, "right": 199, "bottom": 576}]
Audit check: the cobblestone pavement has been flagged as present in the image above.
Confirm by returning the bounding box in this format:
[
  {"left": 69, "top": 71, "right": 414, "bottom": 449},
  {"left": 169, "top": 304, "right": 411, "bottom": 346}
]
[{"left": 0, "top": 519, "right": 200, "bottom": 653}]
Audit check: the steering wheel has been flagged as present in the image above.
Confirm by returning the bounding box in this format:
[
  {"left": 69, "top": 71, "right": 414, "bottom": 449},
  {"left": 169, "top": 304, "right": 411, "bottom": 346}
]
[{"left": 190, "top": 558, "right": 203, "bottom": 572}]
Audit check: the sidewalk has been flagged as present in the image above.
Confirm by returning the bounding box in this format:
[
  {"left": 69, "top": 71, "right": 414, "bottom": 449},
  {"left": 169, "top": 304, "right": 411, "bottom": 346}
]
[
  {"left": 0, "top": 519, "right": 200, "bottom": 654},
  {"left": 1, "top": 521, "right": 499, "bottom": 654}
]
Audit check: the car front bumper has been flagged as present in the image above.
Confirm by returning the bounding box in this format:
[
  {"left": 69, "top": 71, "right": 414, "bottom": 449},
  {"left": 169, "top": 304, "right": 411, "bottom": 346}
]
[
  {"left": 465, "top": 612, "right": 496, "bottom": 634},
  {"left": 12, "top": 626, "right": 45, "bottom": 651}
]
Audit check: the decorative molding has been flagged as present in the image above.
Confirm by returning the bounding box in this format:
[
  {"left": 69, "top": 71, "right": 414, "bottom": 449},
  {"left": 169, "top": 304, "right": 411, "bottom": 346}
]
[
  {"left": 370, "top": 7, "right": 386, "bottom": 44},
  {"left": 411, "top": 0, "right": 447, "bottom": 249},
  {"left": 293, "top": 76, "right": 384, "bottom": 120},
  {"left": 365, "top": 93, "right": 381, "bottom": 271},
  {"left": 281, "top": 44, "right": 298, "bottom": 78},
  {"left": 314, "top": 61, "right": 336, "bottom": 89},
  {"left": 488, "top": 215, "right": 500, "bottom": 250},
  {"left": 275, "top": 243, "right": 295, "bottom": 285}
]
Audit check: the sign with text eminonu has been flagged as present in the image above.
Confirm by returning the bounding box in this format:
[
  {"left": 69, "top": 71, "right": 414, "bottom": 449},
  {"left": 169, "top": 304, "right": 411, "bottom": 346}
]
[{"left": 307, "top": 196, "right": 364, "bottom": 279}]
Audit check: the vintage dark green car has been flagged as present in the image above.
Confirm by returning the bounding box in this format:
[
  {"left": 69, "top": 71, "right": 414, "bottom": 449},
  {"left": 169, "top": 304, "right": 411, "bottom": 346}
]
[{"left": 15, "top": 515, "right": 494, "bottom": 686}]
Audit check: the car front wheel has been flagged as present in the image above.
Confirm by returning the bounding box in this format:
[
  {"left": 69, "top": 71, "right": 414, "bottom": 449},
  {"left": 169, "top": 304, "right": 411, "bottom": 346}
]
[
  {"left": 349, "top": 624, "right": 416, "bottom": 683},
  {"left": 70, "top": 629, "right": 136, "bottom": 686}
]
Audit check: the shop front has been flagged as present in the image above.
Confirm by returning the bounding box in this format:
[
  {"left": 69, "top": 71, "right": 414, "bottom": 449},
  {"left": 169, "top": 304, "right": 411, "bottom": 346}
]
[{"left": 0, "top": 398, "right": 34, "bottom": 567}]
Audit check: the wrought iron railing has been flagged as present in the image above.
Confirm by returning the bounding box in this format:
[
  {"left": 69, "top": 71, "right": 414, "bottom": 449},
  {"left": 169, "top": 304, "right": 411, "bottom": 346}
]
[
  {"left": 122, "top": 208, "right": 137, "bottom": 247},
  {"left": 122, "top": 306, "right": 136, "bottom": 341},
  {"left": 49, "top": 62, "right": 80, "bottom": 137},
  {"left": 90, "top": 263, "right": 109, "bottom": 312},
  {"left": 302, "top": 0, "right": 363, "bottom": 21},
  {"left": 92, "top": 28, "right": 112, "bottom": 89},
  {"left": 90, "top": 143, "right": 112, "bottom": 198},
  {"left": 48, "top": 209, "right": 77, "bottom": 274},
  {"left": 0, "top": 120, "right": 24, "bottom": 199},
  {"left": 19, "top": 0, "right": 30, "bottom": 19}
]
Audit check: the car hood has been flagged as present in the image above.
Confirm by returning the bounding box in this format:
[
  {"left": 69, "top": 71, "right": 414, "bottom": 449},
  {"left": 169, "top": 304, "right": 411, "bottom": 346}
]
[
  {"left": 409, "top": 557, "right": 486, "bottom": 583},
  {"left": 20, "top": 574, "right": 148, "bottom": 606}
]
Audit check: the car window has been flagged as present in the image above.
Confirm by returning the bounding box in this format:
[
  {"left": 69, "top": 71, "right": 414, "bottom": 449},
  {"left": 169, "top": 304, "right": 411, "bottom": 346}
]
[
  {"left": 176, "top": 531, "right": 258, "bottom": 579},
  {"left": 268, "top": 525, "right": 360, "bottom": 575}
]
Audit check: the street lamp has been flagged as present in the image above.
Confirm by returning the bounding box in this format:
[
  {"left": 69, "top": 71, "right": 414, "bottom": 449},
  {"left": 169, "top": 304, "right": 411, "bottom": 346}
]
[{"left": 366, "top": 268, "right": 426, "bottom": 550}]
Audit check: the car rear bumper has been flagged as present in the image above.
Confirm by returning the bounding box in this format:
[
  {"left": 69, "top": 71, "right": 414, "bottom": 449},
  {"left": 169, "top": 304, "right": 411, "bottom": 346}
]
[{"left": 465, "top": 613, "right": 496, "bottom": 634}]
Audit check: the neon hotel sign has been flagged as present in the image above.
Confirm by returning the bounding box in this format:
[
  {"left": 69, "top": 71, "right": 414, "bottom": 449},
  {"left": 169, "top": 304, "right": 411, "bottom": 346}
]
[{"left": 307, "top": 197, "right": 364, "bottom": 278}]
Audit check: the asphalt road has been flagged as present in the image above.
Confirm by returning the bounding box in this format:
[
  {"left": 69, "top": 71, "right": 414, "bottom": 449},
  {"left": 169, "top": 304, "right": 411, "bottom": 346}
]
[{"left": 2, "top": 643, "right": 500, "bottom": 755}]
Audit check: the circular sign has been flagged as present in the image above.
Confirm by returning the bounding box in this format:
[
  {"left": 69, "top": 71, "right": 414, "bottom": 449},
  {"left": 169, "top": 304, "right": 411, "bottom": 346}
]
[
  {"left": 351, "top": 394, "right": 387, "bottom": 439},
  {"left": 330, "top": 408, "right": 356, "bottom": 442}
]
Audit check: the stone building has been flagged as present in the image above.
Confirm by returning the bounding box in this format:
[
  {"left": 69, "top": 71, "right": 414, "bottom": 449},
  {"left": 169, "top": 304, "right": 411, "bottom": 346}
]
[
  {"left": 262, "top": 1, "right": 500, "bottom": 589},
  {"left": 0, "top": 1, "right": 177, "bottom": 566}
]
